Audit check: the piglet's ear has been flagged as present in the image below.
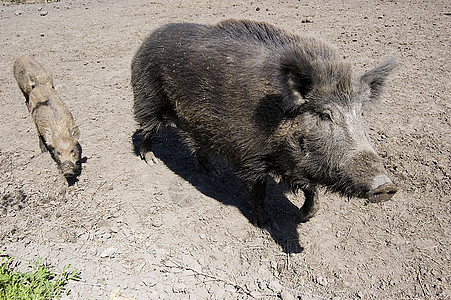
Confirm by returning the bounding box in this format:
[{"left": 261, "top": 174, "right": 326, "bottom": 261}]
[
  {"left": 28, "top": 77, "right": 36, "bottom": 90},
  {"left": 280, "top": 51, "right": 315, "bottom": 114},
  {"left": 44, "top": 128, "right": 53, "bottom": 146},
  {"left": 71, "top": 125, "right": 80, "bottom": 140},
  {"left": 360, "top": 57, "right": 398, "bottom": 101}
]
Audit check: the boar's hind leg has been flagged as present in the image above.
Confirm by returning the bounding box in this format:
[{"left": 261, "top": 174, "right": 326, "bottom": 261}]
[
  {"left": 136, "top": 101, "right": 175, "bottom": 165},
  {"left": 139, "top": 131, "right": 158, "bottom": 165},
  {"left": 300, "top": 189, "right": 319, "bottom": 222}
]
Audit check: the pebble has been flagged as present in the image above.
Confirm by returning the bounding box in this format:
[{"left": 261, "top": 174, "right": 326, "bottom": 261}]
[
  {"left": 268, "top": 280, "right": 282, "bottom": 293},
  {"left": 196, "top": 287, "right": 210, "bottom": 298},
  {"left": 172, "top": 283, "right": 187, "bottom": 294},
  {"left": 280, "top": 290, "right": 296, "bottom": 300},
  {"left": 257, "top": 280, "right": 267, "bottom": 290},
  {"left": 209, "top": 284, "right": 225, "bottom": 299},
  {"left": 163, "top": 260, "right": 178, "bottom": 268},
  {"left": 154, "top": 282, "right": 165, "bottom": 293},
  {"left": 316, "top": 276, "right": 328, "bottom": 287},
  {"left": 180, "top": 255, "right": 202, "bottom": 272},
  {"left": 100, "top": 247, "right": 117, "bottom": 258},
  {"left": 110, "top": 225, "right": 119, "bottom": 233}
]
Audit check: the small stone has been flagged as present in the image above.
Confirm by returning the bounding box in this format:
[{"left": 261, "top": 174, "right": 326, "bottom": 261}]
[
  {"left": 172, "top": 283, "right": 187, "bottom": 293},
  {"left": 181, "top": 255, "right": 201, "bottom": 272},
  {"left": 151, "top": 219, "right": 163, "bottom": 227},
  {"left": 281, "top": 290, "right": 295, "bottom": 300},
  {"left": 164, "top": 260, "right": 178, "bottom": 268},
  {"left": 257, "top": 280, "right": 266, "bottom": 290},
  {"left": 250, "top": 290, "right": 260, "bottom": 298},
  {"left": 209, "top": 284, "right": 225, "bottom": 299},
  {"left": 100, "top": 247, "right": 116, "bottom": 258},
  {"left": 268, "top": 280, "right": 282, "bottom": 293},
  {"left": 14, "top": 10, "right": 23, "bottom": 16},
  {"left": 155, "top": 282, "right": 165, "bottom": 293},
  {"left": 40, "top": 11, "right": 48, "bottom": 17},
  {"left": 197, "top": 287, "right": 210, "bottom": 298},
  {"left": 316, "top": 276, "right": 328, "bottom": 287}
]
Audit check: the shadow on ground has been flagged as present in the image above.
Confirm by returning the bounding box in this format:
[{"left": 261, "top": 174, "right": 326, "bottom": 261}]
[{"left": 132, "top": 128, "right": 305, "bottom": 253}]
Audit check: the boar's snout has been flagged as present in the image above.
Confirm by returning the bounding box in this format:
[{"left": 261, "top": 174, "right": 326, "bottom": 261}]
[{"left": 367, "top": 174, "right": 397, "bottom": 203}]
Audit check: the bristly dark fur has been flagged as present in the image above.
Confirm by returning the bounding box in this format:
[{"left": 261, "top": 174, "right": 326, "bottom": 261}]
[{"left": 131, "top": 19, "right": 397, "bottom": 226}]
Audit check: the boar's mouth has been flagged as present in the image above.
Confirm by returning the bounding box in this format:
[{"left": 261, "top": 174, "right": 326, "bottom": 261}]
[{"left": 366, "top": 181, "right": 398, "bottom": 203}]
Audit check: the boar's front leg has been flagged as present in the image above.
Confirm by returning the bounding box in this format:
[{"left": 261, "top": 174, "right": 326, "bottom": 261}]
[
  {"left": 247, "top": 177, "right": 280, "bottom": 231},
  {"left": 196, "top": 153, "right": 222, "bottom": 178},
  {"left": 300, "top": 188, "right": 319, "bottom": 222}
]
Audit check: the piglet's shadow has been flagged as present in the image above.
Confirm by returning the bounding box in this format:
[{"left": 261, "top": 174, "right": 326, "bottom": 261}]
[{"left": 132, "top": 128, "right": 304, "bottom": 254}]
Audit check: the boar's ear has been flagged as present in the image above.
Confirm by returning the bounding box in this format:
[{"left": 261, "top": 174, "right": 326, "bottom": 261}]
[
  {"left": 280, "top": 52, "right": 315, "bottom": 114},
  {"left": 71, "top": 125, "right": 80, "bottom": 139},
  {"left": 360, "top": 58, "right": 398, "bottom": 101}
]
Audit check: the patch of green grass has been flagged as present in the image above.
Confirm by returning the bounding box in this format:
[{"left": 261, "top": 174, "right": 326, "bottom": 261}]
[{"left": 0, "top": 253, "right": 80, "bottom": 300}]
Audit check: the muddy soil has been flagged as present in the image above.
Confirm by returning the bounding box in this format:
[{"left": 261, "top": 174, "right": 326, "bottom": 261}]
[{"left": 0, "top": 0, "right": 449, "bottom": 299}]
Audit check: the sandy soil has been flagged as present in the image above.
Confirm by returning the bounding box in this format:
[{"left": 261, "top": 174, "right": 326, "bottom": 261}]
[{"left": 0, "top": 0, "right": 449, "bottom": 299}]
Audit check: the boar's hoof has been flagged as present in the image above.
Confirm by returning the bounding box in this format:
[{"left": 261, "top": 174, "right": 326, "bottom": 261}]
[
  {"left": 367, "top": 182, "right": 398, "bottom": 203},
  {"left": 142, "top": 151, "right": 159, "bottom": 165}
]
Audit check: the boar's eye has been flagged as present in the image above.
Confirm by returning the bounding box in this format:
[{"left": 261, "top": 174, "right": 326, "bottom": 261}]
[{"left": 319, "top": 111, "right": 332, "bottom": 122}]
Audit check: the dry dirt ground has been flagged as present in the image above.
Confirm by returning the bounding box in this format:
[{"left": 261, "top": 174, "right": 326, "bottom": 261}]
[{"left": 0, "top": 0, "right": 449, "bottom": 299}]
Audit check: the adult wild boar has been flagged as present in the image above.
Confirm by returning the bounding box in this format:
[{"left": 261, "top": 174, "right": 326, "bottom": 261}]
[
  {"left": 14, "top": 56, "right": 81, "bottom": 179},
  {"left": 132, "top": 19, "right": 398, "bottom": 227}
]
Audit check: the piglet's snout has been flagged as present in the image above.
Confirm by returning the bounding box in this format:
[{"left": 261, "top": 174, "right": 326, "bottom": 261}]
[
  {"left": 367, "top": 174, "right": 397, "bottom": 203},
  {"left": 61, "top": 161, "right": 76, "bottom": 177}
]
